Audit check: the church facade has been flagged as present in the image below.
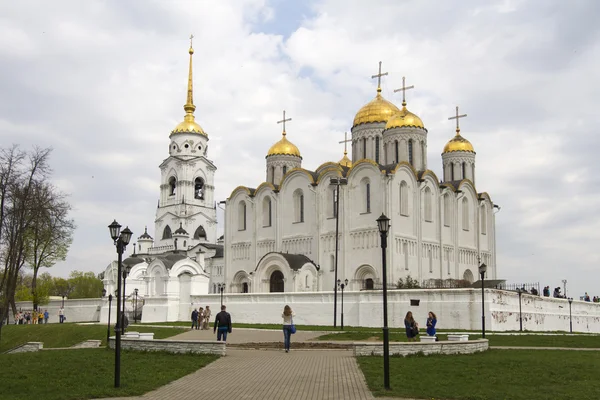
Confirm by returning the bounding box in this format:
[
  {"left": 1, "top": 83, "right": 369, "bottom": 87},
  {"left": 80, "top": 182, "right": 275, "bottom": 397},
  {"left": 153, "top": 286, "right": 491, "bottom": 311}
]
[
  {"left": 224, "top": 69, "right": 497, "bottom": 294},
  {"left": 101, "top": 40, "right": 223, "bottom": 322}
]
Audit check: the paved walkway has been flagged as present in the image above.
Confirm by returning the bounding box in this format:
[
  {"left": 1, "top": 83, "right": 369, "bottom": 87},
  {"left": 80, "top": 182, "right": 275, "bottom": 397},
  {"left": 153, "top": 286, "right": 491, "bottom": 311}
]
[
  {"left": 99, "top": 348, "right": 416, "bottom": 400},
  {"left": 168, "top": 326, "right": 327, "bottom": 344}
]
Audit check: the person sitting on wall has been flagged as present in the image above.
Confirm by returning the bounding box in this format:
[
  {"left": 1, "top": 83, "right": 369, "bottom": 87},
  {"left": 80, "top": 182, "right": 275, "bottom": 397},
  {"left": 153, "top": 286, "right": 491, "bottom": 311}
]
[
  {"left": 426, "top": 311, "right": 437, "bottom": 338},
  {"left": 530, "top": 287, "right": 538, "bottom": 296}
]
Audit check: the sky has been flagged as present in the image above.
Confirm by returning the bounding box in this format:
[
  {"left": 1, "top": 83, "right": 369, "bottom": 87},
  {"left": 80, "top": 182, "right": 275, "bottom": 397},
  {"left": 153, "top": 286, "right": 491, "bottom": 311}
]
[{"left": 0, "top": 0, "right": 598, "bottom": 298}]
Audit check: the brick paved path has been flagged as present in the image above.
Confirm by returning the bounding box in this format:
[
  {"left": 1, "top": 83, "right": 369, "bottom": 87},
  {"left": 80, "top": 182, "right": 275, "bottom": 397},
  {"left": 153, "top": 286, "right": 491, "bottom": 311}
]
[{"left": 100, "top": 349, "right": 386, "bottom": 400}]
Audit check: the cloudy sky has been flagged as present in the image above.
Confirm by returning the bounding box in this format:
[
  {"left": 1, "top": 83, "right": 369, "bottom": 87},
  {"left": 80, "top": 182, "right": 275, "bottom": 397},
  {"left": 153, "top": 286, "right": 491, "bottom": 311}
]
[{"left": 1, "top": 0, "right": 598, "bottom": 298}]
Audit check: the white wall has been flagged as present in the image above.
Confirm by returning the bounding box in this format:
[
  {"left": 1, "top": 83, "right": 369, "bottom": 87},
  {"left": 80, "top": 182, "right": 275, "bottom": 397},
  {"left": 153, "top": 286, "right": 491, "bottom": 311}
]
[{"left": 14, "top": 299, "right": 102, "bottom": 323}]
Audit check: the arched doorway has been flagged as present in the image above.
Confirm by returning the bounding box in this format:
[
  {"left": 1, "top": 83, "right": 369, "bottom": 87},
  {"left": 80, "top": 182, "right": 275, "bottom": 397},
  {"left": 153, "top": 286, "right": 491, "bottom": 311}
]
[
  {"left": 463, "top": 269, "right": 474, "bottom": 284},
  {"left": 242, "top": 282, "right": 249, "bottom": 293},
  {"left": 269, "top": 270, "right": 284, "bottom": 292},
  {"left": 365, "top": 278, "right": 374, "bottom": 290}
]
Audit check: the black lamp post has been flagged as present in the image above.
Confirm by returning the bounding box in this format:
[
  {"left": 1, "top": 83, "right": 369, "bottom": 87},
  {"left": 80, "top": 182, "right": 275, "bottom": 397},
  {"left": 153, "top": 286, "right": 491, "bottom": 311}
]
[
  {"left": 517, "top": 288, "right": 523, "bottom": 332},
  {"left": 337, "top": 279, "right": 349, "bottom": 330},
  {"left": 108, "top": 220, "right": 132, "bottom": 389},
  {"left": 107, "top": 294, "right": 113, "bottom": 344},
  {"left": 478, "top": 261, "right": 487, "bottom": 339},
  {"left": 218, "top": 283, "right": 224, "bottom": 307},
  {"left": 134, "top": 289, "right": 139, "bottom": 324},
  {"left": 330, "top": 177, "right": 347, "bottom": 329},
  {"left": 376, "top": 213, "right": 391, "bottom": 391},
  {"left": 568, "top": 297, "right": 573, "bottom": 333}
]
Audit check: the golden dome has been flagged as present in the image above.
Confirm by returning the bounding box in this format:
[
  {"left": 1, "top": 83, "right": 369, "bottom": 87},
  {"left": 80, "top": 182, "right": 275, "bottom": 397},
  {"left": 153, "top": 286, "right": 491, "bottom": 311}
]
[
  {"left": 353, "top": 89, "right": 400, "bottom": 127},
  {"left": 170, "top": 40, "right": 207, "bottom": 137},
  {"left": 385, "top": 102, "right": 425, "bottom": 130},
  {"left": 443, "top": 130, "right": 475, "bottom": 153},
  {"left": 339, "top": 152, "right": 352, "bottom": 168},
  {"left": 267, "top": 132, "right": 301, "bottom": 158}
]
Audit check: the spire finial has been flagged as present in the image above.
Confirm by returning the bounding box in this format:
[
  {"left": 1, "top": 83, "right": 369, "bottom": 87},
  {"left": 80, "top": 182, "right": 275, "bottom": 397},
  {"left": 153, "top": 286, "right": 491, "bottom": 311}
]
[
  {"left": 371, "top": 61, "right": 388, "bottom": 94},
  {"left": 339, "top": 132, "right": 351, "bottom": 156},
  {"left": 277, "top": 110, "right": 292, "bottom": 136},
  {"left": 393, "top": 76, "right": 415, "bottom": 107},
  {"left": 184, "top": 34, "right": 196, "bottom": 115},
  {"left": 448, "top": 105, "right": 467, "bottom": 135}
]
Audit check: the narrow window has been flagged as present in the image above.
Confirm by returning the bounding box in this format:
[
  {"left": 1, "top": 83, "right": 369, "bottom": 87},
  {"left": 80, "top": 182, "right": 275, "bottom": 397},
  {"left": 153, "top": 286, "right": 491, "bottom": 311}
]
[
  {"left": 366, "top": 182, "right": 371, "bottom": 213},
  {"left": 400, "top": 181, "right": 409, "bottom": 216},
  {"left": 363, "top": 138, "right": 367, "bottom": 159},
  {"left": 443, "top": 194, "right": 451, "bottom": 227},
  {"left": 194, "top": 177, "right": 204, "bottom": 199},
  {"left": 168, "top": 177, "right": 177, "bottom": 196},
  {"left": 238, "top": 201, "right": 247, "bottom": 231},
  {"left": 481, "top": 205, "right": 487, "bottom": 235},
  {"left": 300, "top": 194, "right": 304, "bottom": 222},
  {"left": 462, "top": 198, "right": 469, "bottom": 231},
  {"left": 451, "top": 163, "right": 455, "bottom": 181},
  {"left": 462, "top": 162, "right": 466, "bottom": 179},
  {"left": 271, "top": 166, "right": 275, "bottom": 184},
  {"left": 263, "top": 197, "right": 272, "bottom": 227},
  {"left": 375, "top": 137, "right": 380, "bottom": 163},
  {"left": 283, "top": 165, "right": 287, "bottom": 176},
  {"left": 332, "top": 188, "right": 337, "bottom": 218},
  {"left": 330, "top": 254, "right": 335, "bottom": 272},
  {"left": 162, "top": 225, "right": 172, "bottom": 239},
  {"left": 424, "top": 187, "right": 432, "bottom": 222},
  {"left": 408, "top": 140, "right": 413, "bottom": 165},
  {"left": 428, "top": 249, "right": 433, "bottom": 273},
  {"left": 403, "top": 242, "right": 409, "bottom": 270},
  {"left": 421, "top": 141, "right": 426, "bottom": 168},
  {"left": 395, "top": 140, "right": 399, "bottom": 163}
]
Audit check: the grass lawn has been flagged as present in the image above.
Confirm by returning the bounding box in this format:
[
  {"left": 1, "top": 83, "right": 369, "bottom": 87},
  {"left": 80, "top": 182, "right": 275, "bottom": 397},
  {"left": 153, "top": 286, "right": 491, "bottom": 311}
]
[
  {"left": 0, "top": 348, "right": 217, "bottom": 400},
  {"left": 0, "top": 323, "right": 182, "bottom": 353},
  {"left": 315, "top": 331, "right": 600, "bottom": 348},
  {"left": 358, "top": 349, "right": 600, "bottom": 400}
]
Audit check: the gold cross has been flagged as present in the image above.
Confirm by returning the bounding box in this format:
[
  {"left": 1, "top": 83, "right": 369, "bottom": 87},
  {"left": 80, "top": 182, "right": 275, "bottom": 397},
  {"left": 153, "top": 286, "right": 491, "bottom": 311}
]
[
  {"left": 448, "top": 106, "right": 467, "bottom": 133},
  {"left": 339, "top": 132, "right": 352, "bottom": 154},
  {"left": 393, "top": 76, "right": 414, "bottom": 106},
  {"left": 371, "top": 61, "right": 388, "bottom": 91},
  {"left": 277, "top": 110, "right": 292, "bottom": 133}
]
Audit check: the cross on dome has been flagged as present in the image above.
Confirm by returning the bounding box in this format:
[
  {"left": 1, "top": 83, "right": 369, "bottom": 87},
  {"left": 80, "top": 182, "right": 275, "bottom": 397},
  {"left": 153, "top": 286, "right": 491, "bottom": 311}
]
[
  {"left": 277, "top": 110, "right": 292, "bottom": 135},
  {"left": 393, "top": 76, "right": 414, "bottom": 106},
  {"left": 448, "top": 106, "right": 467, "bottom": 134},
  {"left": 339, "top": 132, "right": 351, "bottom": 155},
  {"left": 371, "top": 61, "right": 388, "bottom": 93}
]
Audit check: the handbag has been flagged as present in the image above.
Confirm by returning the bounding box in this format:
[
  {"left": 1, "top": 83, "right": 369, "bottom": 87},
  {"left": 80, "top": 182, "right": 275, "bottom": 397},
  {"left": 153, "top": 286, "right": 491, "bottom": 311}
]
[
  {"left": 290, "top": 317, "right": 296, "bottom": 334},
  {"left": 412, "top": 324, "right": 419, "bottom": 336}
]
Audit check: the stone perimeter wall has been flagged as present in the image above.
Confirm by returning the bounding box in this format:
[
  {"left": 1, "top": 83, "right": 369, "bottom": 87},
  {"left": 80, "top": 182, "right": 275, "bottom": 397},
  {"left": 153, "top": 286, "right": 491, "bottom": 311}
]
[
  {"left": 14, "top": 298, "right": 102, "bottom": 323},
  {"left": 108, "top": 337, "right": 226, "bottom": 356},
  {"left": 354, "top": 339, "right": 489, "bottom": 357}
]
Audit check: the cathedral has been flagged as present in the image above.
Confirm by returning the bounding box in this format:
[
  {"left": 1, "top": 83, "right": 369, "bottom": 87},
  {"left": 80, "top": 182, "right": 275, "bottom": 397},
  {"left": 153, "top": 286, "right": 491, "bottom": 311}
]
[{"left": 224, "top": 66, "right": 498, "bottom": 294}]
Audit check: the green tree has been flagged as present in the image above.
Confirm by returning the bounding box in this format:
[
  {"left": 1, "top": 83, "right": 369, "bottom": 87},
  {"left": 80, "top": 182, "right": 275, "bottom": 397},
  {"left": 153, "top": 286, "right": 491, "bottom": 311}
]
[
  {"left": 68, "top": 271, "right": 103, "bottom": 299},
  {"left": 396, "top": 275, "right": 421, "bottom": 289}
]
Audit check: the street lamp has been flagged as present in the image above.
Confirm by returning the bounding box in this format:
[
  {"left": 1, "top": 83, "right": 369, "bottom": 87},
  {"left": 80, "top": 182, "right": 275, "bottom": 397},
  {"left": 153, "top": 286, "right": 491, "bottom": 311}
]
[
  {"left": 568, "top": 297, "right": 573, "bottom": 333},
  {"left": 108, "top": 220, "right": 132, "bottom": 388},
  {"left": 107, "top": 294, "right": 113, "bottom": 344},
  {"left": 217, "top": 283, "right": 224, "bottom": 307},
  {"left": 478, "top": 261, "right": 487, "bottom": 339},
  {"left": 134, "top": 289, "right": 139, "bottom": 324},
  {"left": 562, "top": 279, "right": 568, "bottom": 298},
  {"left": 330, "top": 177, "right": 348, "bottom": 329},
  {"left": 516, "top": 288, "right": 523, "bottom": 332},
  {"left": 122, "top": 263, "right": 133, "bottom": 334},
  {"left": 337, "top": 279, "right": 349, "bottom": 330},
  {"left": 376, "top": 213, "right": 391, "bottom": 391}
]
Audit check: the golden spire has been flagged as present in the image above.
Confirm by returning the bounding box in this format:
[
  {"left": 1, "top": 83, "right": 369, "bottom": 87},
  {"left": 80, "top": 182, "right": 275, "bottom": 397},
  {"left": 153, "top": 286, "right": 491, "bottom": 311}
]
[
  {"left": 171, "top": 35, "right": 206, "bottom": 136},
  {"left": 371, "top": 61, "right": 388, "bottom": 94}
]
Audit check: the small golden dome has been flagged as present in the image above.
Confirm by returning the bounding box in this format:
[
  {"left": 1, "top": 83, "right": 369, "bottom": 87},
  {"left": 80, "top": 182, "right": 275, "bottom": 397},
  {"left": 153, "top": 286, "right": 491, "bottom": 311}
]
[
  {"left": 172, "top": 112, "right": 206, "bottom": 136},
  {"left": 267, "top": 132, "right": 301, "bottom": 158},
  {"left": 385, "top": 102, "right": 425, "bottom": 130},
  {"left": 353, "top": 89, "right": 400, "bottom": 127},
  {"left": 443, "top": 130, "right": 475, "bottom": 153},
  {"left": 339, "top": 152, "right": 352, "bottom": 168}
]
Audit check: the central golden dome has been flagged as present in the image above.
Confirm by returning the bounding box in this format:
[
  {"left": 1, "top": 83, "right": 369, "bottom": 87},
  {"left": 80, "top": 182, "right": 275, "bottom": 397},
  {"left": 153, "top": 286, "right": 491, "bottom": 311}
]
[
  {"left": 443, "top": 131, "right": 475, "bottom": 153},
  {"left": 267, "top": 132, "right": 301, "bottom": 158},
  {"left": 338, "top": 151, "right": 352, "bottom": 168},
  {"left": 353, "top": 89, "right": 400, "bottom": 127},
  {"left": 385, "top": 102, "right": 425, "bottom": 130}
]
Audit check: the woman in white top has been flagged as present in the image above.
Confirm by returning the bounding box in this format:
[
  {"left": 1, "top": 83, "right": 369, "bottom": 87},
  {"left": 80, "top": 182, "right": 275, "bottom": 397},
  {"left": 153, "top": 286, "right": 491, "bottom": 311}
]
[{"left": 282, "top": 305, "right": 295, "bottom": 353}]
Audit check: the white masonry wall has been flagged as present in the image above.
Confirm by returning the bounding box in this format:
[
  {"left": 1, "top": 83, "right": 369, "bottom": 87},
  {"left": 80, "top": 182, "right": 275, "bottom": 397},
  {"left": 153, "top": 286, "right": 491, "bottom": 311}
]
[{"left": 14, "top": 299, "right": 103, "bottom": 323}]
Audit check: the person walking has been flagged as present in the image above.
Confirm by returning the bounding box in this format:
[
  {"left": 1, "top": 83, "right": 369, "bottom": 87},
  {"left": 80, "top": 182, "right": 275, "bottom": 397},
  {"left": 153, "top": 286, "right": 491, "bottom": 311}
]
[
  {"left": 58, "top": 308, "right": 65, "bottom": 324},
  {"left": 197, "top": 307, "right": 204, "bottom": 330},
  {"left": 426, "top": 311, "right": 437, "bottom": 337},
  {"left": 191, "top": 308, "right": 199, "bottom": 330},
  {"left": 282, "top": 305, "right": 295, "bottom": 353},
  {"left": 404, "top": 311, "right": 418, "bottom": 342},
  {"left": 203, "top": 306, "right": 211, "bottom": 330},
  {"left": 43, "top": 310, "right": 49, "bottom": 324},
  {"left": 213, "top": 305, "right": 232, "bottom": 342}
]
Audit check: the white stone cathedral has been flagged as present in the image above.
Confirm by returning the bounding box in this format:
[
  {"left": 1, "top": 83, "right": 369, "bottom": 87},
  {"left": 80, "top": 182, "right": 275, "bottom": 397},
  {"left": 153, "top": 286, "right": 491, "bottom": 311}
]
[
  {"left": 224, "top": 65, "right": 498, "bottom": 294},
  {"left": 101, "top": 41, "right": 224, "bottom": 322}
]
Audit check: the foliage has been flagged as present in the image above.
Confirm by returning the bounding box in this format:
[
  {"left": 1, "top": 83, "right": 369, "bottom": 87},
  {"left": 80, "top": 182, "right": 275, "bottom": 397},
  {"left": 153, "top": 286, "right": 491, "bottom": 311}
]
[
  {"left": 421, "top": 278, "right": 472, "bottom": 289},
  {"left": 396, "top": 275, "right": 421, "bottom": 289},
  {"left": 358, "top": 349, "right": 600, "bottom": 399},
  {"left": 67, "top": 271, "right": 103, "bottom": 299},
  {"left": 0, "top": 348, "right": 218, "bottom": 400},
  {"left": 12, "top": 271, "right": 105, "bottom": 303}
]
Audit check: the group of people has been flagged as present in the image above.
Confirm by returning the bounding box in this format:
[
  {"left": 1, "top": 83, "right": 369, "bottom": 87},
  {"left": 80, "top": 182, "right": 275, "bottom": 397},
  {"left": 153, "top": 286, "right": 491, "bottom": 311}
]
[
  {"left": 190, "top": 306, "right": 211, "bottom": 330},
  {"left": 583, "top": 293, "right": 599, "bottom": 302},
  {"left": 13, "top": 309, "right": 50, "bottom": 325},
  {"left": 404, "top": 311, "right": 437, "bottom": 341},
  {"left": 542, "top": 286, "right": 566, "bottom": 298}
]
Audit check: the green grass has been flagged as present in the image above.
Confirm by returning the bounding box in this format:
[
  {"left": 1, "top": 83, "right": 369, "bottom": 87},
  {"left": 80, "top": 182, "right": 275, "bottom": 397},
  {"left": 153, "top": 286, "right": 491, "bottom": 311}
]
[
  {"left": 0, "top": 323, "right": 182, "bottom": 353},
  {"left": 358, "top": 349, "right": 600, "bottom": 400},
  {"left": 0, "top": 348, "right": 217, "bottom": 400},
  {"left": 315, "top": 331, "right": 600, "bottom": 348}
]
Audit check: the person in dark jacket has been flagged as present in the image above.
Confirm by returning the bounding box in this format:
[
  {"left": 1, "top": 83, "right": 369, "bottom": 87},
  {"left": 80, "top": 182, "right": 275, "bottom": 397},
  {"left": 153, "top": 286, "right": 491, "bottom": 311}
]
[
  {"left": 213, "top": 305, "right": 232, "bottom": 342},
  {"left": 404, "top": 311, "right": 418, "bottom": 342},
  {"left": 191, "top": 308, "right": 199, "bottom": 330},
  {"left": 426, "top": 311, "right": 437, "bottom": 337}
]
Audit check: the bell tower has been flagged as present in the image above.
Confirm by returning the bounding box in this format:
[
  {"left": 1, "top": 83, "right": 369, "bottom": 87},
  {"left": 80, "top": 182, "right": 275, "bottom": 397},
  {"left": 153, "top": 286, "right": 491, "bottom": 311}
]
[{"left": 155, "top": 36, "right": 217, "bottom": 248}]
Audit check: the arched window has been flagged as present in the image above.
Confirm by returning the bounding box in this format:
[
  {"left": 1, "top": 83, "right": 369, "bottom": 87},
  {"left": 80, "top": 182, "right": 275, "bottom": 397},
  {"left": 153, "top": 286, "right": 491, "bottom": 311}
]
[
  {"left": 443, "top": 194, "right": 451, "bottom": 227},
  {"left": 213, "top": 283, "right": 216, "bottom": 293},
  {"left": 462, "top": 198, "right": 469, "bottom": 231},
  {"left": 363, "top": 138, "right": 367, "bottom": 159},
  {"left": 305, "top": 275, "right": 309, "bottom": 288},
  {"left": 194, "top": 225, "right": 207, "bottom": 240},
  {"left": 462, "top": 162, "right": 466, "bottom": 179},
  {"left": 408, "top": 140, "right": 413, "bottom": 165},
  {"left": 194, "top": 177, "right": 204, "bottom": 199},
  {"left": 330, "top": 254, "right": 335, "bottom": 272},
  {"left": 362, "top": 179, "right": 371, "bottom": 213},
  {"left": 375, "top": 137, "right": 380, "bottom": 163},
  {"left": 400, "top": 181, "right": 409, "bottom": 216},
  {"left": 270, "top": 166, "right": 275, "bottom": 184},
  {"left": 472, "top": 164, "right": 475, "bottom": 182},
  {"left": 238, "top": 201, "right": 247, "bottom": 231},
  {"left": 451, "top": 163, "right": 455, "bottom": 181},
  {"left": 421, "top": 141, "right": 426, "bottom": 168},
  {"left": 269, "top": 270, "right": 284, "bottom": 292},
  {"left": 428, "top": 249, "right": 433, "bottom": 273},
  {"left": 168, "top": 177, "right": 177, "bottom": 196},
  {"left": 283, "top": 165, "right": 287, "bottom": 176},
  {"left": 424, "top": 187, "right": 432, "bottom": 222},
  {"left": 154, "top": 271, "right": 162, "bottom": 295},
  {"left": 294, "top": 190, "right": 304, "bottom": 223},
  {"left": 395, "top": 140, "right": 399, "bottom": 163},
  {"left": 262, "top": 197, "right": 272, "bottom": 227},
  {"left": 162, "top": 225, "right": 172, "bottom": 239},
  {"left": 330, "top": 187, "right": 337, "bottom": 218},
  {"left": 480, "top": 204, "right": 487, "bottom": 235}
]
